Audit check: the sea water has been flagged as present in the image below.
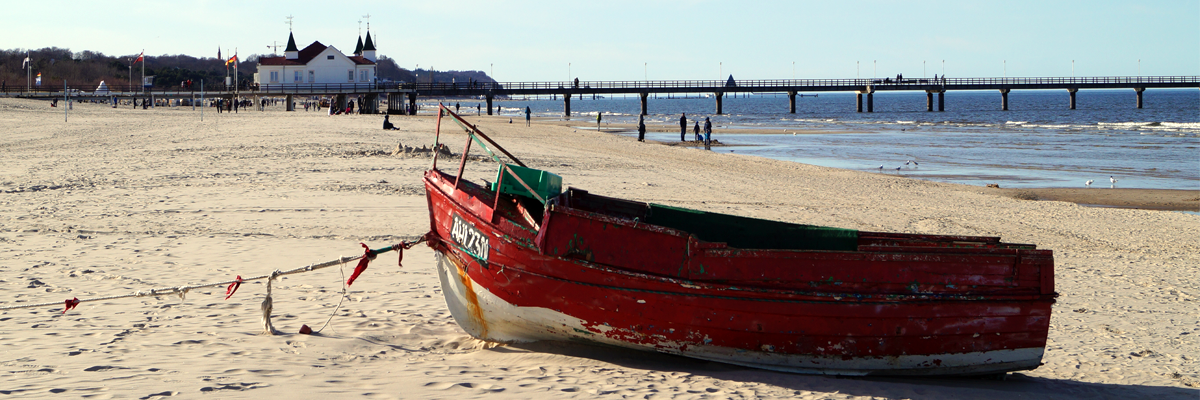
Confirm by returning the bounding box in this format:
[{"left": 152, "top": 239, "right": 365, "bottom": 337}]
[{"left": 443, "top": 89, "right": 1199, "bottom": 190}]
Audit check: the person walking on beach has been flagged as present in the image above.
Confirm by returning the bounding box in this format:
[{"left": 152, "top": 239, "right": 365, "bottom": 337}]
[
  {"left": 455, "top": 102, "right": 460, "bottom": 114},
  {"left": 693, "top": 121, "right": 701, "bottom": 141},
  {"left": 637, "top": 115, "right": 646, "bottom": 142},
  {"left": 703, "top": 117, "right": 712, "bottom": 147},
  {"left": 596, "top": 112, "right": 602, "bottom": 130},
  {"left": 679, "top": 113, "right": 688, "bottom": 141},
  {"left": 524, "top": 106, "right": 531, "bottom": 127}
]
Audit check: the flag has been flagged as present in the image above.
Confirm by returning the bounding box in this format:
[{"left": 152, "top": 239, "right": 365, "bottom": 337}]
[
  {"left": 35, "top": 73, "right": 41, "bottom": 86},
  {"left": 22, "top": 55, "right": 30, "bottom": 70},
  {"left": 133, "top": 51, "right": 144, "bottom": 64},
  {"left": 226, "top": 55, "right": 238, "bottom": 66}
]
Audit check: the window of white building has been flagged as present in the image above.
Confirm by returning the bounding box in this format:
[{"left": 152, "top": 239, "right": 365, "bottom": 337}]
[
  {"left": 294, "top": 71, "right": 302, "bottom": 83},
  {"left": 269, "top": 71, "right": 278, "bottom": 83},
  {"left": 347, "top": 70, "right": 354, "bottom": 82},
  {"left": 309, "top": 71, "right": 315, "bottom": 83}
]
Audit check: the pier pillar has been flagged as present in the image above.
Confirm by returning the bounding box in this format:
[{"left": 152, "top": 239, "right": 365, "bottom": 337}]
[
  {"left": 866, "top": 92, "right": 873, "bottom": 112},
  {"left": 715, "top": 92, "right": 724, "bottom": 115},
  {"left": 856, "top": 93, "right": 863, "bottom": 112},
  {"left": 639, "top": 92, "right": 648, "bottom": 116},
  {"left": 926, "top": 91, "right": 934, "bottom": 111},
  {"left": 407, "top": 93, "right": 417, "bottom": 115},
  {"left": 386, "top": 93, "right": 402, "bottom": 114},
  {"left": 286, "top": 94, "right": 294, "bottom": 111},
  {"left": 1068, "top": 88, "right": 1077, "bottom": 110},
  {"left": 1135, "top": 87, "right": 1144, "bottom": 109},
  {"left": 938, "top": 91, "right": 945, "bottom": 112},
  {"left": 486, "top": 95, "right": 494, "bottom": 115},
  {"left": 1000, "top": 89, "right": 1010, "bottom": 111},
  {"left": 563, "top": 95, "right": 571, "bottom": 117},
  {"left": 788, "top": 91, "right": 797, "bottom": 114}
]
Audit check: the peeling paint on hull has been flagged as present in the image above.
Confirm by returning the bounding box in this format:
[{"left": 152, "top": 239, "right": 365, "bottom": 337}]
[{"left": 433, "top": 251, "right": 1044, "bottom": 376}]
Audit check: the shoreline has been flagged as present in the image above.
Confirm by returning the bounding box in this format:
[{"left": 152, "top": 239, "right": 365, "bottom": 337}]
[{"left": 516, "top": 116, "right": 1200, "bottom": 211}]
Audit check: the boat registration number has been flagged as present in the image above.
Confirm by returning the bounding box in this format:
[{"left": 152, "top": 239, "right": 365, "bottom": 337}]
[{"left": 451, "top": 214, "right": 489, "bottom": 262}]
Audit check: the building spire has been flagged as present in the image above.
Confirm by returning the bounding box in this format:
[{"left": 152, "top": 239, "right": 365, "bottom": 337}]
[
  {"left": 285, "top": 32, "right": 298, "bottom": 52},
  {"left": 363, "top": 31, "right": 375, "bottom": 51}
]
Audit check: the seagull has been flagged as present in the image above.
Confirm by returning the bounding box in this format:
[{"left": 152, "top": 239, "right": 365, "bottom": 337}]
[
  {"left": 1085, "top": 179, "right": 1093, "bottom": 188},
  {"left": 1110, "top": 176, "right": 1118, "bottom": 184},
  {"left": 878, "top": 165, "right": 884, "bottom": 171},
  {"left": 894, "top": 166, "right": 902, "bottom": 172}
]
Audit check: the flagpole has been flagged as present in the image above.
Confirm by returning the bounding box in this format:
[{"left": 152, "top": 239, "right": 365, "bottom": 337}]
[{"left": 141, "top": 49, "right": 145, "bottom": 94}]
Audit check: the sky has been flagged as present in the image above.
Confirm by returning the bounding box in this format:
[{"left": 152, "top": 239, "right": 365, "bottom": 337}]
[{"left": 3, "top": 0, "right": 1197, "bottom": 82}]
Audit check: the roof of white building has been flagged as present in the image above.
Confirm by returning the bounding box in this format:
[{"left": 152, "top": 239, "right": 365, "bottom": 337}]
[{"left": 259, "top": 41, "right": 375, "bottom": 66}]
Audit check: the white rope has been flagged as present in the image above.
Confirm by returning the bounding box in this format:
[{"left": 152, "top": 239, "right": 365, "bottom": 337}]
[
  {"left": 261, "top": 269, "right": 281, "bottom": 335},
  {"left": 0, "top": 235, "right": 426, "bottom": 313},
  {"left": 314, "top": 263, "right": 349, "bottom": 334}
]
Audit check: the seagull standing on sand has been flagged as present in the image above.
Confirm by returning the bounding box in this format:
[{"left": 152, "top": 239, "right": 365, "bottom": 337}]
[
  {"left": 894, "top": 166, "right": 902, "bottom": 172},
  {"left": 1085, "top": 179, "right": 1093, "bottom": 188},
  {"left": 878, "top": 165, "right": 884, "bottom": 171}
]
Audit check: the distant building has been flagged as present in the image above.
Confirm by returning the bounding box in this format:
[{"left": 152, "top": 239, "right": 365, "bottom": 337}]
[{"left": 255, "top": 30, "right": 377, "bottom": 86}]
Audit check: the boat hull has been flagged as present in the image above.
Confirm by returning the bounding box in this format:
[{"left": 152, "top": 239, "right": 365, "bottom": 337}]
[
  {"left": 423, "top": 170, "right": 1053, "bottom": 376},
  {"left": 433, "top": 250, "right": 1044, "bottom": 376}
]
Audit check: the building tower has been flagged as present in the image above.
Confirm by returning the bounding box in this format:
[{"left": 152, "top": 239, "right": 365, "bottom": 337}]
[
  {"left": 362, "top": 31, "right": 376, "bottom": 62},
  {"left": 284, "top": 32, "right": 299, "bottom": 60}
]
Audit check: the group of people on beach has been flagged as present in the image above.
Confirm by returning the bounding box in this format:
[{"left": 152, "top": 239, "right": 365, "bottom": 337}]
[
  {"left": 631, "top": 112, "right": 711, "bottom": 148},
  {"left": 677, "top": 113, "right": 712, "bottom": 146}
]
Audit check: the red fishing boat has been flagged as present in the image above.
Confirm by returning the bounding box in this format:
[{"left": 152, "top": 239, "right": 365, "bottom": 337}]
[{"left": 423, "top": 105, "right": 1056, "bottom": 376}]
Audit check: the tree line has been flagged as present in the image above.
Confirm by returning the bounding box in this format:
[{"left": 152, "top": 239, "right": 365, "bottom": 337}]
[{"left": 0, "top": 47, "right": 494, "bottom": 89}]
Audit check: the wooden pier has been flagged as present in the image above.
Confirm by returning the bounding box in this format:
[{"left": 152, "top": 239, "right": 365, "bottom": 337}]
[
  {"left": 403, "top": 76, "right": 1199, "bottom": 116},
  {"left": 3, "top": 76, "right": 1196, "bottom": 116}
]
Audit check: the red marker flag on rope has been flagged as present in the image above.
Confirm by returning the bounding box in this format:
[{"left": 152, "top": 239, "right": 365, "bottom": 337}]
[
  {"left": 225, "top": 275, "right": 243, "bottom": 300},
  {"left": 133, "top": 51, "right": 144, "bottom": 64},
  {"left": 347, "top": 243, "right": 376, "bottom": 286},
  {"left": 63, "top": 297, "right": 80, "bottom": 314}
]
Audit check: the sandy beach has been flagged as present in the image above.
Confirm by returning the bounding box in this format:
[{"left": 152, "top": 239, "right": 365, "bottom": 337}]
[{"left": 2, "top": 98, "right": 1197, "bottom": 399}]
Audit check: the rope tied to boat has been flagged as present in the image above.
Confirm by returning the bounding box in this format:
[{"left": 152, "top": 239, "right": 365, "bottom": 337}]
[{"left": 1, "top": 233, "right": 434, "bottom": 335}]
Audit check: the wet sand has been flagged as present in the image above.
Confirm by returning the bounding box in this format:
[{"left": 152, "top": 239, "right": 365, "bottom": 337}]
[{"left": 2, "top": 98, "right": 1197, "bottom": 399}]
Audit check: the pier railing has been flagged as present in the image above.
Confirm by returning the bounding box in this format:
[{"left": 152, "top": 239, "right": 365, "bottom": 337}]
[
  {"left": 2, "top": 76, "right": 1195, "bottom": 97},
  {"left": 406, "top": 76, "right": 1198, "bottom": 92}
]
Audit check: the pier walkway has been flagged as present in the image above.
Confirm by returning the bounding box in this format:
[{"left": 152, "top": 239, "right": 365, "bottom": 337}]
[
  {"left": 2, "top": 76, "right": 1195, "bottom": 116},
  {"left": 403, "top": 76, "right": 1199, "bottom": 116}
]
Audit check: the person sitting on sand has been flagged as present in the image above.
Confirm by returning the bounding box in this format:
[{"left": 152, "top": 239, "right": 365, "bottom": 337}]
[{"left": 383, "top": 115, "right": 396, "bottom": 130}]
